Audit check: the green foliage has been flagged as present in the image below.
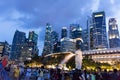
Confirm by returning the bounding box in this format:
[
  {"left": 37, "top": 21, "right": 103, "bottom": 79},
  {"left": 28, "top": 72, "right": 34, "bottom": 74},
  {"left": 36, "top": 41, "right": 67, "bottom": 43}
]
[
  {"left": 66, "top": 55, "right": 111, "bottom": 70},
  {"left": 42, "top": 54, "right": 66, "bottom": 65},
  {"left": 24, "top": 54, "right": 43, "bottom": 66},
  {"left": 25, "top": 53, "right": 112, "bottom": 70},
  {"left": 114, "top": 60, "right": 120, "bottom": 69}
]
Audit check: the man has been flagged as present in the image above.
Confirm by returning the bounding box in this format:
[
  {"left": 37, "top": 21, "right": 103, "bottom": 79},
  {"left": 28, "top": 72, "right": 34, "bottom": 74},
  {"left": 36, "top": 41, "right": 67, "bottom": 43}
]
[{"left": 95, "top": 67, "right": 103, "bottom": 80}]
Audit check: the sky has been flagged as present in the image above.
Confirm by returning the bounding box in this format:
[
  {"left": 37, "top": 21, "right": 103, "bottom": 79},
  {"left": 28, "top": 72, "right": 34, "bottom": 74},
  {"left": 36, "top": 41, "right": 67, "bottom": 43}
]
[{"left": 0, "top": 0, "right": 120, "bottom": 55}]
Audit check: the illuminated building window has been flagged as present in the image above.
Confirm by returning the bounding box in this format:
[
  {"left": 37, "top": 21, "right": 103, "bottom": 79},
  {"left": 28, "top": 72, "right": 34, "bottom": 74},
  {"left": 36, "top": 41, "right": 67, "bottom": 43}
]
[
  {"left": 115, "top": 35, "right": 119, "bottom": 38},
  {"left": 109, "top": 35, "right": 117, "bottom": 39},
  {"left": 112, "top": 26, "right": 117, "bottom": 30},
  {"left": 94, "top": 14, "right": 103, "bottom": 17}
]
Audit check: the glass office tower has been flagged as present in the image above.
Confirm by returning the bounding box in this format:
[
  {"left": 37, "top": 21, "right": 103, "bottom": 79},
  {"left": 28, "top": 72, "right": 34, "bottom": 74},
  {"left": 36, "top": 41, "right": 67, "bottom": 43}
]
[
  {"left": 92, "top": 11, "right": 108, "bottom": 49},
  {"left": 108, "top": 18, "right": 120, "bottom": 48}
]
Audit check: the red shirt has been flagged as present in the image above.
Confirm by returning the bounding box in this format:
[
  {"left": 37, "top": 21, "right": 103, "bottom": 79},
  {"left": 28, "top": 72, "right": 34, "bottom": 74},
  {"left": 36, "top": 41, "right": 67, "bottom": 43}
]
[{"left": 1, "top": 58, "right": 7, "bottom": 67}]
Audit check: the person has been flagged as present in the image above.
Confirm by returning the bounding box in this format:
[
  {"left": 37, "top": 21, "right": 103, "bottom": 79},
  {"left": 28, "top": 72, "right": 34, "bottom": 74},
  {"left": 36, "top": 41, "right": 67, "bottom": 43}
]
[
  {"left": 10, "top": 63, "right": 15, "bottom": 80},
  {"left": 25, "top": 66, "right": 32, "bottom": 80},
  {"left": 14, "top": 66, "right": 20, "bottom": 80},
  {"left": 0, "top": 55, "right": 11, "bottom": 80},
  {"left": 37, "top": 68, "right": 44, "bottom": 80},
  {"left": 19, "top": 66, "right": 24, "bottom": 80},
  {"left": 72, "top": 69, "right": 82, "bottom": 80},
  {"left": 57, "top": 68, "right": 62, "bottom": 80},
  {"left": 117, "top": 71, "right": 120, "bottom": 80},
  {"left": 32, "top": 68, "right": 38, "bottom": 80},
  {"left": 102, "top": 69, "right": 109, "bottom": 80},
  {"left": 82, "top": 70, "right": 90, "bottom": 80},
  {"left": 44, "top": 69, "right": 50, "bottom": 80},
  {"left": 50, "top": 68, "right": 54, "bottom": 80},
  {"left": 95, "top": 67, "right": 103, "bottom": 80},
  {"left": 90, "top": 71, "right": 95, "bottom": 80},
  {"left": 110, "top": 69, "right": 119, "bottom": 80}
]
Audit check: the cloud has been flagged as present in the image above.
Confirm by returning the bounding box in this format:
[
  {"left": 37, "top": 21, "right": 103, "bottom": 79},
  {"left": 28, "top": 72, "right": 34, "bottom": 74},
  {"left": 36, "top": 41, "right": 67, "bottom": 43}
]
[
  {"left": 0, "top": 9, "right": 45, "bottom": 54},
  {"left": 0, "top": 0, "right": 96, "bottom": 28},
  {"left": 98, "top": 0, "right": 120, "bottom": 30},
  {"left": 0, "top": 0, "right": 120, "bottom": 55},
  {"left": 110, "top": 0, "right": 115, "bottom": 4},
  {"left": 0, "top": 0, "right": 120, "bottom": 29},
  {"left": 0, "top": 20, "right": 19, "bottom": 44},
  {"left": 91, "top": 0, "right": 100, "bottom": 12}
]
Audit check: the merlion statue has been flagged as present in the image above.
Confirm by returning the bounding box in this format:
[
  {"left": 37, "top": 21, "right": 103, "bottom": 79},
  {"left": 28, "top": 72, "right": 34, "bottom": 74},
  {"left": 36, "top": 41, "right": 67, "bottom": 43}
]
[
  {"left": 75, "top": 38, "right": 83, "bottom": 69},
  {"left": 75, "top": 49, "right": 83, "bottom": 69}
]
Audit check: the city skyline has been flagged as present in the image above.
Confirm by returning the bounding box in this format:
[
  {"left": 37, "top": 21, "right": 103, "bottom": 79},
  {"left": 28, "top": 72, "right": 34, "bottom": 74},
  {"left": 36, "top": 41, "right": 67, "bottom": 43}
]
[{"left": 0, "top": 0, "right": 120, "bottom": 55}]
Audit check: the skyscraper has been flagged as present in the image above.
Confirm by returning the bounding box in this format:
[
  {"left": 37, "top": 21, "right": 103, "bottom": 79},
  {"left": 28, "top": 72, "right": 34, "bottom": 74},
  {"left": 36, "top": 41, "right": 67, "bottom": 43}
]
[
  {"left": 108, "top": 18, "right": 120, "bottom": 48},
  {"left": 87, "top": 16, "right": 93, "bottom": 50},
  {"left": 28, "top": 31, "right": 39, "bottom": 56},
  {"left": 11, "top": 30, "right": 26, "bottom": 60},
  {"left": 70, "top": 24, "right": 79, "bottom": 39},
  {"left": 69, "top": 24, "right": 83, "bottom": 50},
  {"left": 51, "top": 31, "right": 59, "bottom": 53},
  {"left": 82, "top": 29, "right": 89, "bottom": 51},
  {"left": 61, "top": 27, "right": 67, "bottom": 38},
  {"left": 60, "top": 38, "right": 76, "bottom": 52},
  {"left": 28, "top": 31, "right": 38, "bottom": 45},
  {"left": 91, "top": 11, "right": 108, "bottom": 49},
  {"left": 42, "top": 23, "right": 52, "bottom": 56},
  {"left": 0, "top": 41, "right": 10, "bottom": 57},
  {"left": 69, "top": 24, "right": 82, "bottom": 39}
]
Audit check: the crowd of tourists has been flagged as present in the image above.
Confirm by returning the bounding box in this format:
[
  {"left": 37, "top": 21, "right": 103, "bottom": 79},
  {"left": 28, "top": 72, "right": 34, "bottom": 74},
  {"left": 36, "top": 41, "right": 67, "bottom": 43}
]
[
  {"left": 0, "top": 55, "right": 120, "bottom": 80},
  {"left": 3, "top": 64, "right": 120, "bottom": 80}
]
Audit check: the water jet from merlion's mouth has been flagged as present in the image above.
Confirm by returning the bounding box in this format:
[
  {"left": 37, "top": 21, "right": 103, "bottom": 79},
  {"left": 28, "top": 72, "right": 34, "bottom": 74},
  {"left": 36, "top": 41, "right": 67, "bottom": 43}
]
[
  {"left": 59, "top": 50, "right": 83, "bottom": 69},
  {"left": 59, "top": 38, "right": 83, "bottom": 69},
  {"left": 59, "top": 53, "right": 75, "bottom": 67}
]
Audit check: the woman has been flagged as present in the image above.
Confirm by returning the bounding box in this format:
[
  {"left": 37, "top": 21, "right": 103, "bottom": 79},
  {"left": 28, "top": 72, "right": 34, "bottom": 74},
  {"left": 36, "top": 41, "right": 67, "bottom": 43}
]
[
  {"left": 25, "top": 67, "right": 32, "bottom": 80},
  {"left": 0, "top": 55, "right": 11, "bottom": 80},
  {"left": 37, "top": 69, "right": 44, "bottom": 80}
]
